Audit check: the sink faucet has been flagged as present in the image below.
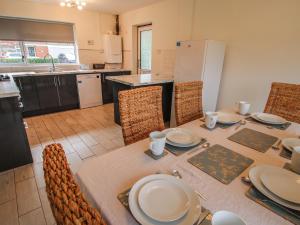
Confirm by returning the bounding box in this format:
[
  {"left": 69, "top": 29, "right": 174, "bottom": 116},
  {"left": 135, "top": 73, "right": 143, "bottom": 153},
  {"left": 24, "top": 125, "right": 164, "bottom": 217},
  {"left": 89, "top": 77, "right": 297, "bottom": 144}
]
[{"left": 44, "top": 54, "right": 55, "bottom": 72}]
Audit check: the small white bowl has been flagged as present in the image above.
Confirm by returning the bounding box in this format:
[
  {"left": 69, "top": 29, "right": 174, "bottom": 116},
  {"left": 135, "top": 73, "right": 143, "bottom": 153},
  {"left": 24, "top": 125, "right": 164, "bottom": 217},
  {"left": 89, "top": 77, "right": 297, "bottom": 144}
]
[{"left": 212, "top": 211, "right": 246, "bottom": 225}]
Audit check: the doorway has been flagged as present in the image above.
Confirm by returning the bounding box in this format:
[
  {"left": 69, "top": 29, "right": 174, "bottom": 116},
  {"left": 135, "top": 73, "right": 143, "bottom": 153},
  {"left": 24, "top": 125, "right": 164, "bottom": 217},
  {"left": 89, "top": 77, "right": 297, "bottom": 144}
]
[{"left": 137, "top": 24, "right": 152, "bottom": 74}]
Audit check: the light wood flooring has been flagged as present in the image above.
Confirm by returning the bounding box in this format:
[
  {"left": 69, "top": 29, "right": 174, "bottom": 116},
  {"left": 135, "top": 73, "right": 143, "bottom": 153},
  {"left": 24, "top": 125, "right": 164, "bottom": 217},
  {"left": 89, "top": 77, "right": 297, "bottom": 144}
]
[{"left": 0, "top": 104, "right": 124, "bottom": 225}]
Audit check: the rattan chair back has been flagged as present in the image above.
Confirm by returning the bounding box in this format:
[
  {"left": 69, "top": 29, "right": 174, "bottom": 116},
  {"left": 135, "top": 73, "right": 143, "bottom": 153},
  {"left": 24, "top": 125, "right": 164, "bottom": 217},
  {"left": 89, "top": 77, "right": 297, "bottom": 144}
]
[
  {"left": 43, "top": 143, "right": 107, "bottom": 225},
  {"left": 118, "top": 86, "right": 165, "bottom": 145},
  {"left": 264, "top": 82, "right": 300, "bottom": 123},
  {"left": 175, "top": 81, "right": 204, "bottom": 126}
]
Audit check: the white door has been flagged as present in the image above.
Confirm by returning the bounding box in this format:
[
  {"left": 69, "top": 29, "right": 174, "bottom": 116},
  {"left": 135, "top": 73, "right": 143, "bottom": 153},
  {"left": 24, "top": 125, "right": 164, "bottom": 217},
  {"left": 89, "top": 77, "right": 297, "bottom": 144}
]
[{"left": 137, "top": 25, "right": 152, "bottom": 74}]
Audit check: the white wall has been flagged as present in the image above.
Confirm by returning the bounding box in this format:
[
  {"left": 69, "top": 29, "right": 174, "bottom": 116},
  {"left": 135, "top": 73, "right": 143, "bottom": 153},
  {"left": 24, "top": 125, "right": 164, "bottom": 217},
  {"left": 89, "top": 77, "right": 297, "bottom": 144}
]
[
  {"left": 0, "top": 0, "right": 116, "bottom": 66},
  {"left": 120, "top": 0, "right": 183, "bottom": 77},
  {"left": 192, "top": 0, "right": 300, "bottom": 111},
  {"left": 120, "top": 0, "right": 300, "bottom": 111}
]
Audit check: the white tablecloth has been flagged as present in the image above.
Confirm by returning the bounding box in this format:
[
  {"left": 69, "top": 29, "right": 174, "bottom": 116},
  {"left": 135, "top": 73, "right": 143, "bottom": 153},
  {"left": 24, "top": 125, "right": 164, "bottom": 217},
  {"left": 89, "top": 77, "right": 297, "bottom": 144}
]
[{"left": 76, "top": 119, "right": 300, "bottom": 225}]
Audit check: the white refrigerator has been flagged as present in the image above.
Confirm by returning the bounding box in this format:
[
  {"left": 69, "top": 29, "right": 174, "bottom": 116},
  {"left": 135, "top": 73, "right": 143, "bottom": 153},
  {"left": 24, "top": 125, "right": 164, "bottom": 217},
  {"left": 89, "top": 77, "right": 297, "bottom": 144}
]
[{"left": 170, "top": 40, "right": 226, "bottom": 127}]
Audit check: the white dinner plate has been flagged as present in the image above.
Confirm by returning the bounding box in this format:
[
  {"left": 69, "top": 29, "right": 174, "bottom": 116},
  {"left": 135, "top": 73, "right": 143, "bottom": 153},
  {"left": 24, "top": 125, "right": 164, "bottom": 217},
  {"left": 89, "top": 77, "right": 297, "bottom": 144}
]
[
  {"left": 251, "top": 113, "right": 287, "bottom": 125},
  {"left": 217, "top": 112, "right": 241, "bottom": 125},
  {"left": 282, "top": 138, "right": 300, "bottom": 152},
  {"left": 249, "top": 165, "right": 300, "bottom": 211},
  {"left": 212, "top": 211, "right": 246, "bottom": 225},
  {"left": 162, "top": 128, "right": 202, "bottom": 147},
  {"left": 166, "top": 130, "right": 194, "bottom": 145},
  {"left": 260, "top": 167, "right": 300, "bottom": 204},
  {"left": 129, "top": 174, "right": 201, "bottom": 225},
  {"left": 138, "top": 179, "right": 190, "bottom": 222}
]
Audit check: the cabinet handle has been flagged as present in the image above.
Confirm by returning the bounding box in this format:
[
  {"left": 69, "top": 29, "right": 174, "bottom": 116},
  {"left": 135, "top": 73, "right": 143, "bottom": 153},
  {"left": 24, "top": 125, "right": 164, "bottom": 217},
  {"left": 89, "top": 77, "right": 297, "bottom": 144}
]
[
  {"left": 18, "top": 79, "right": 23, "bottom": 90},
  {"left": 57, "top": 76, "right": 61, "bottom": 86},
  {"left": 53, "top": 76, "right": 57, "bottom": 86}
]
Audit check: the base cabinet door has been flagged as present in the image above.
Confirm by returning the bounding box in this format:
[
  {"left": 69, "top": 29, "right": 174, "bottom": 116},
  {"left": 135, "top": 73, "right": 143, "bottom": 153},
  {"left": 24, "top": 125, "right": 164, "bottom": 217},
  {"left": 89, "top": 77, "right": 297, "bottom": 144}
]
[
  {"left": 35, "top": 75, "right": 60, "bottom": 110},
  {"left": 101, "top": 71, "right": 131, "bottom": 104},
  {"left": 14, "top": 76, "right": 40, "bottom": 113},
  {"left": 0, "top": 97, "right": 32, "bottom": 172},
  {"left": 57, "top": 75, "right": 79, "bottom": 109}
]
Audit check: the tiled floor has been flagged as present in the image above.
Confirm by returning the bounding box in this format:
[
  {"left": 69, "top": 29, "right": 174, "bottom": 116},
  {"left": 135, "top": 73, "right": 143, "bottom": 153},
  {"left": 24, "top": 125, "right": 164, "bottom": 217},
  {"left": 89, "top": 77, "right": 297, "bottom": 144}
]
[{"left": 0, "top": 104, "right": 124, "bottom": 225}]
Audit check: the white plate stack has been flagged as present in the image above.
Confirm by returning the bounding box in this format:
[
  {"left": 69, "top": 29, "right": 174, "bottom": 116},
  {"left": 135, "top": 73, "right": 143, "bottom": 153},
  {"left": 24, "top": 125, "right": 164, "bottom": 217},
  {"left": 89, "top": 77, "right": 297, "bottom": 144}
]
[
  {"left": 162, "top": 128, "right": 202, "bottom": 148},
  {"left": 129, "top": 174, "right": 202, "bottom": 225},
  {"left": 249, "top": 165, "right": 300, "bottom": 211},
  {"left": 251, "top": 113, "right": 287, "bottom": 125},
  {"left": 216, "top": 112, "right": 241, "bottom": 125}
]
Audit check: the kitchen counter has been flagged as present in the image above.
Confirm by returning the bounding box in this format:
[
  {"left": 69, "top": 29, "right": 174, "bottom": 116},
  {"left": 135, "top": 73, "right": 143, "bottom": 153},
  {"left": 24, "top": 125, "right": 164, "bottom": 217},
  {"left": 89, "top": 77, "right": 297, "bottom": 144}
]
[
  {"left": 106, "top": 74, "right": 174, "bottom": 86},
  {"left": 0, "top": 77, "right": 20, "bottom": 98},
  {"left": 0, "top": 69, "right": 131, "bottom": 99},
  {"left": 10, "top": 69, "right": 131, "bottom": 77},
  {"left": 108, "top": 74, "right": 174, "bottom": 125}
]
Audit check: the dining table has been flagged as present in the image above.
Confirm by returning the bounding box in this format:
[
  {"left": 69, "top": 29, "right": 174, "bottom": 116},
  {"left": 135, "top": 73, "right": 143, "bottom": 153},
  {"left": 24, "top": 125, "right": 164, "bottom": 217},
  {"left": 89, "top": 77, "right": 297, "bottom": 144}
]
[{"left": 76, "top": 113, "right": 300, "bottom": 225}]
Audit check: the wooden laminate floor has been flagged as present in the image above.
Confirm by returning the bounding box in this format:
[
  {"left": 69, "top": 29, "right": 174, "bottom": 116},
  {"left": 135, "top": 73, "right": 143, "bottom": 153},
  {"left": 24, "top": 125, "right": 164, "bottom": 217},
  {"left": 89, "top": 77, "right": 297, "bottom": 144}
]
[{"left": 0, "top": 104, "right": 124, "bottom": 225}]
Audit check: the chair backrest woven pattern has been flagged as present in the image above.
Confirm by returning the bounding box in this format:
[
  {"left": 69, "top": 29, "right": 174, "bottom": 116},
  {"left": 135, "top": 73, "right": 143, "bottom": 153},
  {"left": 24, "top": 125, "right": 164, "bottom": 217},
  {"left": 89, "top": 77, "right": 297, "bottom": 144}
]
[
  {"left": 175, "top": 81, "right": 204, "bottom": 126},
  {"left": 43, "top": 143, "right": 107, "bottom": 225},
  {"left": 118, "top": 86, "right": 165, "bottom": 145},
  {"left": 264, "top": 82, "right": 300, "bottom": 123}
]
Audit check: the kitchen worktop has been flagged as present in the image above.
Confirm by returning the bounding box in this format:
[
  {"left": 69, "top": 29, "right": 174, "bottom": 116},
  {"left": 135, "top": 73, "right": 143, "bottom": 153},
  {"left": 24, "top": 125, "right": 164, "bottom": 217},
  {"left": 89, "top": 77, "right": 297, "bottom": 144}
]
[
  {"left": 0, "top": 77, "right": 20, "bottom": 98},
  {"left": 106, "top": 74, "right": 174, "bottom": 87},
  {"left": 9, "top": 69, "right": 131, "bottom": 77},
  {"left": 0, "top": 69, "right": 131, "bottom": 98}
]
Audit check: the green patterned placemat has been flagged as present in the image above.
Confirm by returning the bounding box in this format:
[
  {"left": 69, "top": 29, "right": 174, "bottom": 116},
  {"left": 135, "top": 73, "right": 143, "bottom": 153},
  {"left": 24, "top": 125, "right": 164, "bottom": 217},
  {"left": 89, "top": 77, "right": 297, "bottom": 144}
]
[
  {"left": 165, "top": 138, "right": 206, "bottom": 156},
  {"left": 245, "top": 117, "right": 291, "bottom": 130},
  {"left": 228, "top": 128, "right": 278, "bottom": 153},
  {"left": 188, "top": 144, "right": 254, "bottom": 184},
  {"left": 246, "top": 186, "right": 300, "bottom": 225},
  {"left": 117, "top": 188, "right": 212, "bottom": 225}
]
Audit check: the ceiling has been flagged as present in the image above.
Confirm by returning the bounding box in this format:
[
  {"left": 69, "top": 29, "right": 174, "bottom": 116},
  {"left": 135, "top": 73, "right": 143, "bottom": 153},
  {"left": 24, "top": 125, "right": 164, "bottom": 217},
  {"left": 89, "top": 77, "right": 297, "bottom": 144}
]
[{"left": 24, "top": 0, "right": 163, "bottom": 14}]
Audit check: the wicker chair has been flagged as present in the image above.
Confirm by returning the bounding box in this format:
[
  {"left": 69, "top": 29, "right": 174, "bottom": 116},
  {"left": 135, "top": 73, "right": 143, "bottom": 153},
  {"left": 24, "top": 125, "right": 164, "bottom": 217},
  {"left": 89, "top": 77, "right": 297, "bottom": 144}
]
[
  {"left": 264, "top": 82, "right": 300, "bottom": 123},
  {"left": 43, "top": 143, "right": 107, "bottom": 225},
  {"left": 118, "top": 86, "right": 165, "bottom": 145},
  {"left": 175, "top": 81, "right": 204, "bottom": 126}
]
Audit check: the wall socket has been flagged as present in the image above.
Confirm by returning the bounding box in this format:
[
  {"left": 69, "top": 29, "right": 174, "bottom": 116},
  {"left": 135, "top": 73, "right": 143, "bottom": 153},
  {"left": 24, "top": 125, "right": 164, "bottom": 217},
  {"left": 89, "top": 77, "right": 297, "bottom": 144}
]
[{"left": 87, "top": 40, "right": 95, "bottom": 45}]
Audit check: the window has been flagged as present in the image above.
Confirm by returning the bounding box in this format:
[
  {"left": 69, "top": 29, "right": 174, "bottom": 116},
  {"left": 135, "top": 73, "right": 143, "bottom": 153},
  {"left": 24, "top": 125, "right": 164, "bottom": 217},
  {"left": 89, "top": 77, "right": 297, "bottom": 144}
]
[
  {"left": 0, "top": 40, "right": 77, "bottom": 65},
  {"left": 0, "top": 17, "right": 76, "bottom": 66},
  {"left": 137, "top": 25, "right": 152, "bottom": 74},
  {"left": 0, "top": 41, "right": 23, "bottom": 64}
]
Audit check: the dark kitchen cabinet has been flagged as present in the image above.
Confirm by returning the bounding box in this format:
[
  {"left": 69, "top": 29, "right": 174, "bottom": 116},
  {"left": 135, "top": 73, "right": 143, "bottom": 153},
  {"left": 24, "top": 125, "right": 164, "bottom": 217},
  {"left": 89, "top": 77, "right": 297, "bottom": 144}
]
[
  {"left": 0, "top": 96, "right": 32, "bottom": 172},
  {"left": 35, "top": 75, "right": 60, "bottom": 111},
  {"left": 101, "top": 71, "right": 131, "bottom": 104},
  {"left": 57, "top": 75, "right": 79, "bottom": 109},
  {"left": 35, "top": 75, "right": 79, "bottom": 113},
  {"left": 14, "top": 76, "right": 40, "bottom": 114}
]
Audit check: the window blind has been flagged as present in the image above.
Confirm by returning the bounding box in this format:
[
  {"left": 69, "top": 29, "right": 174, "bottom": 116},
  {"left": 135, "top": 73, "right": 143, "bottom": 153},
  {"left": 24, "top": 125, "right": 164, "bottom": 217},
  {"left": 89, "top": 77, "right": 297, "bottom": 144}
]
[{"left": 0, "top": 17, "right": 74, "bottom": 43}]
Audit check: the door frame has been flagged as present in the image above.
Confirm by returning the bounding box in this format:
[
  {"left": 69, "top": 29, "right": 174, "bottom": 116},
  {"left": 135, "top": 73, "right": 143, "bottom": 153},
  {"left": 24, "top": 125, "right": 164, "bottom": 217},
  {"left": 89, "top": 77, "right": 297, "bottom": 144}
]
[{"left": 137, "top": 24, "right": 152, "bottom": 74}]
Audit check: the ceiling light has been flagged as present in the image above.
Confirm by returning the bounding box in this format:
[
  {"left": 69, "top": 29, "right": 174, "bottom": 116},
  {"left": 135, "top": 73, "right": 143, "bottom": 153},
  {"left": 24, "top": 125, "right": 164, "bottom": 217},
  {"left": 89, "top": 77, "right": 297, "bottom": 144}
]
[{"left": 60, "top": 0, "right": 87, "bottom": 10}]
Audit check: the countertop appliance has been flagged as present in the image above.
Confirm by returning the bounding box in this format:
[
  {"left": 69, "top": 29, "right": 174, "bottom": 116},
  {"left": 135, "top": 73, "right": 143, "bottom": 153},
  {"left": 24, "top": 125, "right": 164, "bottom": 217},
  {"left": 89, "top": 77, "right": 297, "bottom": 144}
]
[
  {"left": 77, "top": 74, "right": 102, "bottom": 109},
  {"left": 171, "top": 40, "right": 226, "bottom": 127}
]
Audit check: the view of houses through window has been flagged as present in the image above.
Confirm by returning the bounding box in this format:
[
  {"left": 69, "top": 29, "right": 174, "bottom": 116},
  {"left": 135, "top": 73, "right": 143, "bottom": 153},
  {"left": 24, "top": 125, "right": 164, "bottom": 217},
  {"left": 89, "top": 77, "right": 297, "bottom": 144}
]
[{"left": 0, "top": 40, "right": 77, "bottom": 65}]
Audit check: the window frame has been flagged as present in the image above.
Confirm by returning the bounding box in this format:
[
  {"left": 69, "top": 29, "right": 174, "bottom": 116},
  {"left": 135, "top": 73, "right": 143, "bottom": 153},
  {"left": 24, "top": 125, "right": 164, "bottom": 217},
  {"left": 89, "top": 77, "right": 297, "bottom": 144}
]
[{"left": 0, "top": 40, "right": 79, "bottom": 67}]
